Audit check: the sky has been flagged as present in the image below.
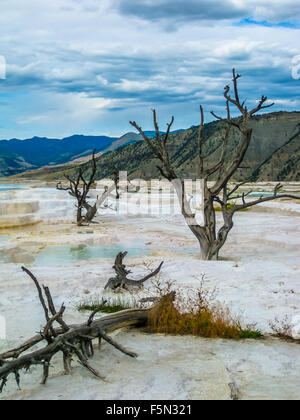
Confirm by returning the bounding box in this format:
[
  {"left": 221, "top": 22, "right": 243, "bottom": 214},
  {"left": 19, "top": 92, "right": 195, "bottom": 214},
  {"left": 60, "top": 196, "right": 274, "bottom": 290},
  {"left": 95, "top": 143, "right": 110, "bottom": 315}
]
[{"left": 0, "top": 0, "right": 299, "bottom": 139}]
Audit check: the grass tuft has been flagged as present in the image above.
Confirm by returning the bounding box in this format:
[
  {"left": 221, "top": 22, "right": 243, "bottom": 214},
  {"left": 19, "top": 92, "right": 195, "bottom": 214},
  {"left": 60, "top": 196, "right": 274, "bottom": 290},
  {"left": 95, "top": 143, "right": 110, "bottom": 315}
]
[
  {"left": 146, "top": 292, "right": 262, "bottom": 340},
  {"left": 238, "top": 328, "right": 263, "bottom": 339}
]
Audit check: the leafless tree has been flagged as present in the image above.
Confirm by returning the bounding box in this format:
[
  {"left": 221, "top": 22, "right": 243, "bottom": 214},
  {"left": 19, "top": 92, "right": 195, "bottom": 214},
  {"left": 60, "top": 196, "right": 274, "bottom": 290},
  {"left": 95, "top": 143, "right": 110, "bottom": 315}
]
[
  {"left": 130, "top": 69, "right": 300, "bottom": 260},
  {"left": 57, "top": 151, "right": 118, "bottom": 226}
]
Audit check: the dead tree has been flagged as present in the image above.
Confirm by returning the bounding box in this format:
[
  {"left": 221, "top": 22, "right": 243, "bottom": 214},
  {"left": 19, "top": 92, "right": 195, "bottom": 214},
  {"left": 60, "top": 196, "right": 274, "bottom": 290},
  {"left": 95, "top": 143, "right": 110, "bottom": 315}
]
[
  {"left": 104, "top": 251, "right": 163, "bottom": 291},
  {"left": 130, "top": 69, "right": 300, "bottom": 260},
  {"left": 57, "top": 151, "right": 119, "bottom": 226},
  {"left": 0, "top": 267, "right": 150, "bottom": 393}
]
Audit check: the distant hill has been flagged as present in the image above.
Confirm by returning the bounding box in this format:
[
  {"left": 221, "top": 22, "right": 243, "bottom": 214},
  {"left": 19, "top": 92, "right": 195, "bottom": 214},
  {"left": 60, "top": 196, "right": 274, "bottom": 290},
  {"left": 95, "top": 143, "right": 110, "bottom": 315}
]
[
  {"left": 0, "top": 129, "right": 185, "bottom": 177},
  {"left": 102, "top": 132, "right": 142, "bottom": 154},
  {"left": 0, "top": 134, "right": 119, "bottom": 176},
  {"left": 0, "top": 150, "right": 34, "bottom": 175},
  {"left": 101, "top": 131, "right": 174, "bottom": 154},
  {"left": 0, "top": 134, "right": 117, "bottom": 176},
  {"left": 9, "top": 112, "right": 300, "bottom": 182}
]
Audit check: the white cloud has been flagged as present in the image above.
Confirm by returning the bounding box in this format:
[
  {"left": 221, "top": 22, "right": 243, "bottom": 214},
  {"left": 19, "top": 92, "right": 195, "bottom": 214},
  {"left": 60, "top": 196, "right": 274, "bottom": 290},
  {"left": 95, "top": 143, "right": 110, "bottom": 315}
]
[
  {"left": 272, "top": 98, "right": 300, "bottom": 106},
  {"left": 115, "top": 0, "right": 300, "bottom": 24},
  {"left": 250, "top": 0, "right": 300, "bottom": 23},
  {"left": 0, "top": 1, "right": 298, "bottom": 138}
]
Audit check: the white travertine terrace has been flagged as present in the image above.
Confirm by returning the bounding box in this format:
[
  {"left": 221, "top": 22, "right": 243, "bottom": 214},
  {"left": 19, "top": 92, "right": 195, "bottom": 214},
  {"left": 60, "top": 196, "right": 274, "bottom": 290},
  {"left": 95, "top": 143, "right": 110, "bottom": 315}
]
[
  {"left": 0, "top": 199, "right": 40, "bottom": 227},
  {"left": 0, "top": 187, "right": 75, "bottom": 228}
]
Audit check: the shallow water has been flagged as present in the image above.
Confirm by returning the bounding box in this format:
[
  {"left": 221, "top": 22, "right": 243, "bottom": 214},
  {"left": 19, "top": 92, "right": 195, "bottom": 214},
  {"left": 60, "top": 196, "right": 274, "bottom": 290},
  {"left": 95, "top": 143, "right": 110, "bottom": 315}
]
[
  {"left": 0, "top": 184, "right": 26, "bottom": 192},
  {"left": 0, "top": 240, "right": 199, "bottom": 266},
  {"left": 0, "top": 235, "right": 10, "bottom": 246},
  {"left": 32, "top": 243, "right": 151, "bottom": 266},
  {"left": 248, "top": 192, "right": 274, "bottom": 197}
]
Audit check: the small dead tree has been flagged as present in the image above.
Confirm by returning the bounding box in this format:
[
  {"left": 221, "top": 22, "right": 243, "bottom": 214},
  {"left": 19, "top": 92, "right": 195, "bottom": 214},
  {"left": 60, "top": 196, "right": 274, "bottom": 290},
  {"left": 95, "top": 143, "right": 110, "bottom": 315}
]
[
  {"left": 130, "top": 69, "right": 300, "bottom": 260},
  {"left": 104, "top": 251, "right": 164, "bottom": 291},
  {"left": 57, "top": 151, "right": 119, "bottom": 226}
]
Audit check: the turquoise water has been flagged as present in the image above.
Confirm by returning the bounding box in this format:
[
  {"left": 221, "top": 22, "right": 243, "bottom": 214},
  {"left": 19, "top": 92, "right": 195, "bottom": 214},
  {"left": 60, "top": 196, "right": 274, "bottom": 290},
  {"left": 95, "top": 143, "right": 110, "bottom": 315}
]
[
  {"left": 33, "top": 243, "right": 151, "bottom": 266},
  {"left": 0, "top": 235, "right": 10, "bottom": 245},
  {"left": 0, "top": 184, "right": 26, "bottom": 192},
  {"left": 0, "top": 240, "right": 199, "bottom": 266},
  {"left": 248, "top": 192, "right": 274, "bottom": 197},
  {"left": 31, "top": 244, "right": 198, "bottom": 266}
]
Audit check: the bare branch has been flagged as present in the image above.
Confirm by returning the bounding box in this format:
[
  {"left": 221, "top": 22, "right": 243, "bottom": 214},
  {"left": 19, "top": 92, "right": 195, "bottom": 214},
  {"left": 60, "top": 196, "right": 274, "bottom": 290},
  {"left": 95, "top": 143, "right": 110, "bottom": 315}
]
[
  {"left": 152, "top": 109, "right": 161, "bottom": 140},
  {"left": 129, "top": 120, "right": 159, "bottom": 158},
  {"left": 249, "top": 96, "right": 274, "bottom": 117},
  {"left": 163, "top": 115, "right": 175, "bottom": 145},
  {"left": 21, "top": 267, "right": 49, "bottom": 323},
  {"left": 231, "top": 183, "right": 299, "bottom": 213},
  {"left": 87, "top": 300, "right": 107, "bottom": 327},
  {"left": 130, "top": 113, "right": 178, "bottom": 180}
]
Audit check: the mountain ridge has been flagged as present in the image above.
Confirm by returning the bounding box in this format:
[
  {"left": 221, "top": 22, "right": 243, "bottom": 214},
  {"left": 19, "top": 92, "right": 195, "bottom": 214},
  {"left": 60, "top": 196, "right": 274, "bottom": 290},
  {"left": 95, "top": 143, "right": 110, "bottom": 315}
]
[
  {"left": 6, "top": 111, "right": 300, "bottom": 182},
  {"left": 0, "top": 130, "right": 185, "bottom": 177}
]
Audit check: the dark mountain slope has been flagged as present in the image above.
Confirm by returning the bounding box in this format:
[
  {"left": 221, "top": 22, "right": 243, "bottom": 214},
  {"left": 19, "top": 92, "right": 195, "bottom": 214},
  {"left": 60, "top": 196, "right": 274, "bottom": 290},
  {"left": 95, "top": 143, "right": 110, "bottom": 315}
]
[{"left": 252, "top": 122, "right": 300, "bottom": 181}]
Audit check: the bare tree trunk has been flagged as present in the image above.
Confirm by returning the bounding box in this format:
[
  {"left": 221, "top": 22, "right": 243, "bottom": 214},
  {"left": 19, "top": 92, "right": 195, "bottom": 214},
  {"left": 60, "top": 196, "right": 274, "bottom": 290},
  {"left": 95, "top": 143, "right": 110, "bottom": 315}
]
[
  {"left": 172, "top": 176, "right": 218, "bottom": 260},
  {"left": 83, "top": 202, "right": 98, "bottom": 223},
  {"left": 76, "top": 206, "right": 83, "bottom": 224}
]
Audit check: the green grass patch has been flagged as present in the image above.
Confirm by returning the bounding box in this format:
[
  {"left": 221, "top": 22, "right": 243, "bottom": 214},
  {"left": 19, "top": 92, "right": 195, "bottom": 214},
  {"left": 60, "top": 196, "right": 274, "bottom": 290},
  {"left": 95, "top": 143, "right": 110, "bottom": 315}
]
[
  {"left": 237, "top": 327, "right": 263, "bottom": 339},
  {"left": 77, "top": 297, "right": 132, "bottom": 314},
  {"left": 78, "top": 303, "right": 131, "bottom": 313}
]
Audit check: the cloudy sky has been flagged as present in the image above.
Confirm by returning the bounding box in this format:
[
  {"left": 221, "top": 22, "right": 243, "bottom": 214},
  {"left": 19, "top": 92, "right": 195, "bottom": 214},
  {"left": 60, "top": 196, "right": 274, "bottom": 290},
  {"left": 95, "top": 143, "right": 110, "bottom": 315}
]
[{"left": 0, "top": 0, "right": 299, "bottom": 139}]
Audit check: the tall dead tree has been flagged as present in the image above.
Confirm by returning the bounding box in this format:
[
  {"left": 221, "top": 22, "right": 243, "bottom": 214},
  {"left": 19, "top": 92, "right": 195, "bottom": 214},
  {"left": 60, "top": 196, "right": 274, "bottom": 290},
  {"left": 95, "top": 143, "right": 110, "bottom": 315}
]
[
  {"left": 130, "top": 69, "right": 300, "bottom": 260},
  {"left": 57, "top": 151, "right": 119, "bottom": 226}
]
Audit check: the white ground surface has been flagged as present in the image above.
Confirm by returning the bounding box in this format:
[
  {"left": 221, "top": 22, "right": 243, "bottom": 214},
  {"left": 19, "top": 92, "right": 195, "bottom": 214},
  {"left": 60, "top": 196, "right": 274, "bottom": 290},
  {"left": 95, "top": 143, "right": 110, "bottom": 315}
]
[{"left": 0, "top": 186, "right": 300, "bottom": 400}]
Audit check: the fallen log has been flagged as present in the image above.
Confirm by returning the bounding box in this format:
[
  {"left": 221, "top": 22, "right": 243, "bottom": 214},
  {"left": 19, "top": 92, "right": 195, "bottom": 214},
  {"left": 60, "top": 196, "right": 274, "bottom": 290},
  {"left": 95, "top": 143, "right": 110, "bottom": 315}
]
[{"left": 0, "top": 267, "right": 149, "bottom": 393}]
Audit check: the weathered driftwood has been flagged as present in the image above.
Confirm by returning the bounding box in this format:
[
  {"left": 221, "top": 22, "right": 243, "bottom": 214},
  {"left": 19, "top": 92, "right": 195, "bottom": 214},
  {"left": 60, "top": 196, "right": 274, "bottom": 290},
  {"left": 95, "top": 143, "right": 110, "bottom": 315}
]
[
  {"left": 104, "top": 251, "right": 163, "bottom": 291},
  {"left": 130, "top": 69, "right": 300, "bottom": 260},
  {"left": 0, "top": 267, "right": 149, "bottom": 393}
]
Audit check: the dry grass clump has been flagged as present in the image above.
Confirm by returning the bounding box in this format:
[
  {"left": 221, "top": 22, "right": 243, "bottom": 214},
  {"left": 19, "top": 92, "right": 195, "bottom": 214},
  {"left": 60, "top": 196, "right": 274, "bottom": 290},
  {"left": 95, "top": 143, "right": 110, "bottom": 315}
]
[
  {"left": 146, "top": 277, "right": 262, "bottom": 340},
  {"left": 147, "top": 293, "right": 245, "bottom": 338}
]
